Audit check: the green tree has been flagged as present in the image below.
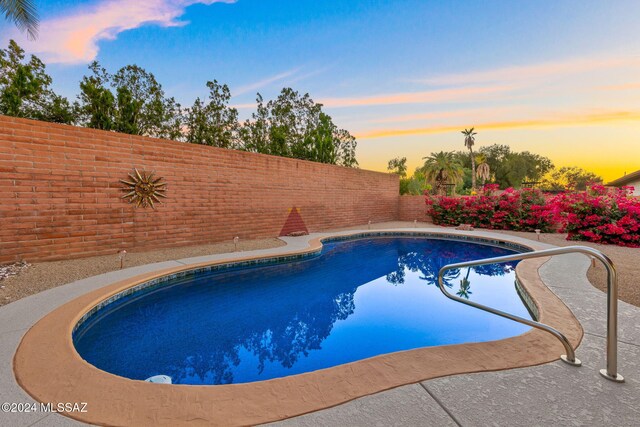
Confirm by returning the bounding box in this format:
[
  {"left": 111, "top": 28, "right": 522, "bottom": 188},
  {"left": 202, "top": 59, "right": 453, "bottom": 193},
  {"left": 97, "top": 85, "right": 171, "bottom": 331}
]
[
  {"left": 272, "top": 88, "right": 318, "bottom": 159},
  {"left": 387, "top": 157, "right": 408, "bottom": 177},
  {"left": 185, "top": 80, "right": 239, "bottom": 148},
  {"left": 1, "top": 0, "right": 38, "bottom": 39},
  {"left": 478, "top": 144, "right": 510, "bottom": 177},
  {"left": 77, "top": 62, "right": 115, "bottom": 130},
  {"left": 451, "top": 150, "right": 472, "bottom": 168},
  {"left": 239, "top": 94, "right": 269, "bottom": 153},
  {"left": 421, "top": 151, "right": 464, "bottom": 195},
  {"left": 479, "top": 144, "right": 553, "bottom": 188},
  {"left": 0, "top": 40, "right": 73, "bottom": 123},
  {"left": 507, "top": 151, "right": 553, "bottom": 187},
  {"left": 0, "top": 40, "right": 360, "bottom": 167},
  {"left": 113, "top": 86, "right": 141, "bottom": 134},
  {"left": 400, "top": 167, "right": 431, "bottom": 195},
  {"left": 112, "top": 65, "right": 181, "bottom": 138},
  {"left": 333, "top": 127, "right": 358, "bottom": 167},
  {"left": 155, "top": 96, "right": 183, "bottom": 141},
  {"left": 78, "top": 61, "right": 183, "bottom": 137},
  {"left": 239, "top": 88, "right": 358, "bottom": 167},
  {"left": 461, "top": 128, "right": 478, "bottom": 189},
  {"left": 541, "top": 166, "right": 602, "bottom": 191},
  {"left": 305, "top": 112, "right": 337, "bottom": 164},
  {"left": 0, "top": 52, "right": 39, "bottom": 117}
]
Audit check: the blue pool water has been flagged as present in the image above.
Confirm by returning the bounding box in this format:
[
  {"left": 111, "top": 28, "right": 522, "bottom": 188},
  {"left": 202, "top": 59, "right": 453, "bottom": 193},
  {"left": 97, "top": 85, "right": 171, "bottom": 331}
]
[{"left": 73, "top": 237, "right": 532, "bottom": 385}]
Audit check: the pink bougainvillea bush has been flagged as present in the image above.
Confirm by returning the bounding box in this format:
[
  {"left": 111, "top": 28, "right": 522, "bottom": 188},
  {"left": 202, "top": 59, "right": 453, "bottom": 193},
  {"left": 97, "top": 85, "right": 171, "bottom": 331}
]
[
  {"left": 426, "top": 185, "right": 556, "bottom": 232},
  {"left": 549, "top": 185, "right": 640, "bottom": 247},
  {"left": 426, "top": 184, "right": 640, "bottom": 247}
]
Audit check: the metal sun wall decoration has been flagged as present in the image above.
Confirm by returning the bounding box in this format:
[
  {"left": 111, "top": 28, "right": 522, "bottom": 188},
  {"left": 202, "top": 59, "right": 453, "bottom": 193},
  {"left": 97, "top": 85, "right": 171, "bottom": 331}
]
[{"left": 120, "top": 169, "right": 167, "bottom": 209}]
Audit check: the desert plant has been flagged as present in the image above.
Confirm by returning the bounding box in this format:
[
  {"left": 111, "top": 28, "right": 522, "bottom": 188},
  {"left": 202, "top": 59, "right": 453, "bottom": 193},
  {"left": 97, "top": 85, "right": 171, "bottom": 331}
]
[
  {"left": 462, "top": 128, "right": 477, "bottom": 190},
  {"left": 421, "top": 151, "right": 464, "bottom": 195},
  {"left": 475, "top": 153, "right": 490, "bottom": 185}
]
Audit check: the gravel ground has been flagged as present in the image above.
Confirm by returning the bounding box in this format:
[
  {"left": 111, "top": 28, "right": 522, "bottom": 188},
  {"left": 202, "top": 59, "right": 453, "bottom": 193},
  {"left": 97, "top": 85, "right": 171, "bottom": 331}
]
[
  {"left": 1, "top": 222, "right": 638, "bottom": 308},
  {"left": 0, "top": 261, "right": 29, "bottom": 281},
  {"left": 0, "top": 238, "right": 284, "bottom": 307}
]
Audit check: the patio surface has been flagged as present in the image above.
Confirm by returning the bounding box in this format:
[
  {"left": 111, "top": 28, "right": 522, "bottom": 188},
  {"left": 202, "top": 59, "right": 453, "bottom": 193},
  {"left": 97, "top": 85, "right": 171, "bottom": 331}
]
[{"left": 1, "top": 224, "right": 638, "bottom": 426}]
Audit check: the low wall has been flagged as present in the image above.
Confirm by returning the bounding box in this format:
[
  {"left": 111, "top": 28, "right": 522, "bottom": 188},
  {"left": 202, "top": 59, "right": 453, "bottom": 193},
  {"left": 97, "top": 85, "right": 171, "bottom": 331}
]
[
  {"left": 398, "top": 195, "right": 429, "bottom": 222},
  {"left": 0, "top": 116, "right": 399, "bottom": 263}
]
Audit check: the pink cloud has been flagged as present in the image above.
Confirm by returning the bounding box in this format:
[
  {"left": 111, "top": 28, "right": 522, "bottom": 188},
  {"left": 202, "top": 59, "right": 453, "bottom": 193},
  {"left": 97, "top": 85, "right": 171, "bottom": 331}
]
[
  {"left": 4, "top": 0, "right": 235, "bottom": 64},
  {"left": 367, "top": 106, "right": 522, "bottom": 125},
  {"left": 318, "top": 85, "right": 512, "bottom": 108},
  {"left": 598, "top": 82, "right": 640, "bottom": 91},
  {"left": 413, "top": 55, "right": 640, "bottom": 87}
]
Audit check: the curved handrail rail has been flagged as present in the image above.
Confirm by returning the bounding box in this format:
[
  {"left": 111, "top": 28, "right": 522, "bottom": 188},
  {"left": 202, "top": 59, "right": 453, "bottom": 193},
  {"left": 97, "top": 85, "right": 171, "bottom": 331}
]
[{"left": 437, "top": 245, "right": 624, "bottom": 382}]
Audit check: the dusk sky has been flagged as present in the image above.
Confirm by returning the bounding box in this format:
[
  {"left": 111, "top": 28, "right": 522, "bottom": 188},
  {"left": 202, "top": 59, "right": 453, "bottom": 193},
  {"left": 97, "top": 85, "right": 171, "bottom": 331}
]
[{"left": 2, "top": 0, "right": 639, "bottom": 181}]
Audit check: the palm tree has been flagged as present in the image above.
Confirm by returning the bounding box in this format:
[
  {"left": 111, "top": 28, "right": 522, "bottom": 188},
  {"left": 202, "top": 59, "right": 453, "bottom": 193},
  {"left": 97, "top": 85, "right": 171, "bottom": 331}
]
[
  {"left": 456, "top": 268, "right": 473, "bottom": 299},
  {"left": 461, "top": 128, "right": 477, "bottom": 190},
  {"left": 421, "top": 151, "right": 464, "bottom": 195},
  {"left": 1, "top": 0, "right": 38, "bottom": 39},
  {"left": 475, "top": 153, "right": 490, "bottom": 186}
]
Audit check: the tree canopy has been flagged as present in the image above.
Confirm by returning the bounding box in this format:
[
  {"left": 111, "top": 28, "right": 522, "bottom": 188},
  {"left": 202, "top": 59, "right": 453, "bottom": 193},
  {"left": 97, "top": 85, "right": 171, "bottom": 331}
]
[
  {"left": 421, "top": 151, "right": 464, "bottom": 195},
  {"left": 541, "top": 166, "right": 602, "bottom": 191},
  {"left": 1, "top": 40, "right": 358, "bottom": 168},
  {"left": 404, "top": 142, "right": 596, "bottom": 195},
  {"left": 387, "top": 157, "right": 408, "bottom": 178},
  {"left": 478, "top": 144, "right": 554, "bottom": 188},
  {"left": 0, "top": 40, "right": 73, "bottom": 123},
  {"left": 77, "top": 61, "right": 183, "bottom": 139},
  {"left": 239, "top": 88, "right": 357, "bottom": 167},
  {"left": 185, "top": 80, "right": 239, "bottom": 148}
]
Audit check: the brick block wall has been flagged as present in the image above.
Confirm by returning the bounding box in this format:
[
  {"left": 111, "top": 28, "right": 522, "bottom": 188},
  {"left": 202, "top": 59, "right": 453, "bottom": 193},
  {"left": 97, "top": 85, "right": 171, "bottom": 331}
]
[
  {"left": 0, "top": 116, "right": 399, "bottom": 263},
  {"left": 398, "top": 195, "right": 430, "bottom": 222}
]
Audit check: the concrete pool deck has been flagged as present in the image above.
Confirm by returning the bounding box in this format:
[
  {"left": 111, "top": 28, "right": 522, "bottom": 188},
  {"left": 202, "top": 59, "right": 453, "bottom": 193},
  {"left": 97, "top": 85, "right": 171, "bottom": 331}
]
[{"left": 1, "top": 226, "right": 638, "bottom": 426}]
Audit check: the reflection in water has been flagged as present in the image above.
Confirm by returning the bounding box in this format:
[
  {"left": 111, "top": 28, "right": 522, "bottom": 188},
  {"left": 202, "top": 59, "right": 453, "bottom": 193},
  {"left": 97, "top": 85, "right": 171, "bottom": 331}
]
[
  {"left": 74, "top": 238, "right": 528, "bottom": 385},
  {"left": 457, "top": 269, "right": 473, "bottom": 299},
  {"left": 385, "top": 239, "right": 516, "bottom": 295}
]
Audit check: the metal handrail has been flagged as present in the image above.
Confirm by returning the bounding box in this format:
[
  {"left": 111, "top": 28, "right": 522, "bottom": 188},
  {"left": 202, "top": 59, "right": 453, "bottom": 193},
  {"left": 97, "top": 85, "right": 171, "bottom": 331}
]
[{"left": 437, "top": 245, "right": 624, "bottom": 383}]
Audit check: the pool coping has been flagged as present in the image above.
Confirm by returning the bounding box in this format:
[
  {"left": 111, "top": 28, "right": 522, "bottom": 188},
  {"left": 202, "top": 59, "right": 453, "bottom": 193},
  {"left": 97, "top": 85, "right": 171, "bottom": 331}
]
[{"left": 12, "top": 229, "right": 583, "bottom": 426}]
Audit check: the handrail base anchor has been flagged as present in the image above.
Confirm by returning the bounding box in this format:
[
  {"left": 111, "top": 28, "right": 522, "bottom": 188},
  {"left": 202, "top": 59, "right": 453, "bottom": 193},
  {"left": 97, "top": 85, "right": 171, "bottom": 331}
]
[
  {"left": 560, "top": 355, "right": 582, "bottom": 366},
  {"left": 600, "top": 369, "right": 624, "bottom": 383}
]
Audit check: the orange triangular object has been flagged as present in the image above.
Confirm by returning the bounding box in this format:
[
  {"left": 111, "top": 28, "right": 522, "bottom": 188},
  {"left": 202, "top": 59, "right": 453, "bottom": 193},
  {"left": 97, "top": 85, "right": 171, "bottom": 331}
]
[{"left": 279, "top": 207, "right": 309, "bottom": 236}]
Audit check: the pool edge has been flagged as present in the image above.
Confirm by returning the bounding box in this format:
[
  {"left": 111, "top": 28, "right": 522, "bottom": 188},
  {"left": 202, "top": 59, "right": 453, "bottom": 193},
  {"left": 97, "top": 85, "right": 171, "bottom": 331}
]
[{"left": 12, "top": 229, "right": 584, "bottom": 427}]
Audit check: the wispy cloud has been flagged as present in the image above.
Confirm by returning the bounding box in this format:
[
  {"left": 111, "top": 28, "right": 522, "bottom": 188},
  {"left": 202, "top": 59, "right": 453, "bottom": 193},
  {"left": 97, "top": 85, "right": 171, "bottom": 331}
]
[
  {"left": 233, "top": 68, "right": 302, "bottom": 96},
  {"left": 368, "top": 106, "right": 522, "bottom": 125},
  {"left": 4, "top": 0, "right": 235, "bottom": 64},
  {"left": 230, "top": 102, "right": 258, "bottom": 109},
  {"left": 287, "top": 66, "right": 332, "bottom": 86},
  {"left": 598, "top": 82, "right": 640, "bottom": 91},
  {"left": 414, "top": 55, "right": 640, "bottom": 87},
  {"left": 319, "top": 85, "right": 512, "bottom": 108},
  {"left": 356, "top": 110, "right": 640, "bottom": 139},
  {"left": 233, "top": 66, "right": 330, "bottom": 97}
]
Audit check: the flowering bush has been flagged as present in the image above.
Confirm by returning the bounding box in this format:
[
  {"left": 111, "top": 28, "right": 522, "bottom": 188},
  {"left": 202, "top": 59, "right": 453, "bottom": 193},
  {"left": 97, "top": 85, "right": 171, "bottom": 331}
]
[
  {"left": 426, "top": 184, "right": 640, "bottom": 247},
  {"left": 426, "top": 185, "right": 555, "bottom": 232},
  {"left": 549, "top": 185, "right": 640, "bottom": 247}
]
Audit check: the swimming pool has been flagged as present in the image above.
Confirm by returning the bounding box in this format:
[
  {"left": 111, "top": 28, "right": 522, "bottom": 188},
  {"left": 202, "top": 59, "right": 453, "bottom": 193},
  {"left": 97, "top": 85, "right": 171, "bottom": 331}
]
[{"left": 73, "top": 237, "right": 533, "bottom": 385}]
